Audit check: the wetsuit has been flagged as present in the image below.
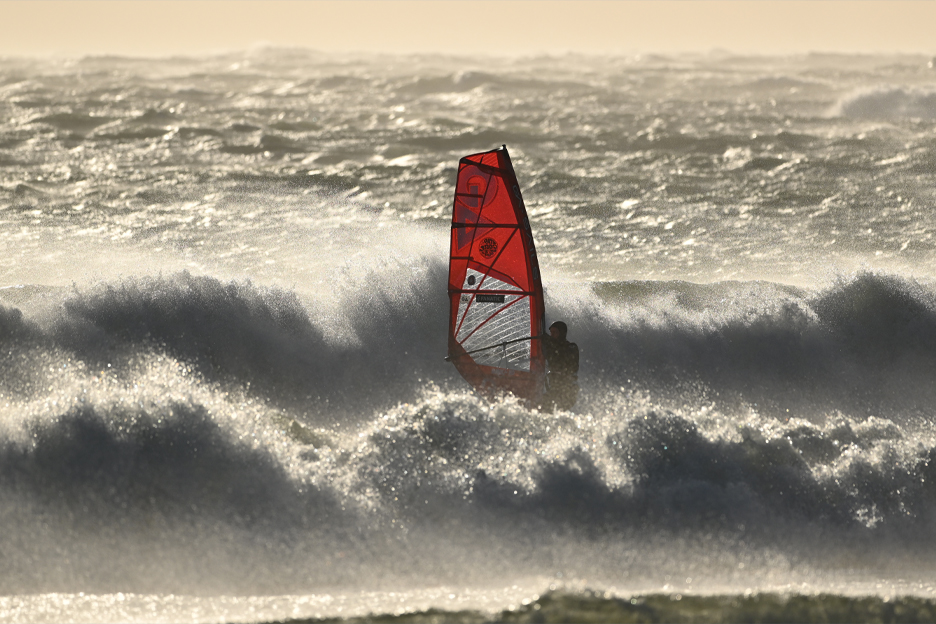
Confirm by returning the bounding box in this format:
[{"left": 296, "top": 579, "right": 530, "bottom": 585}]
[{"left": 541, "top": 335, "right": 579, "bottom": 412}]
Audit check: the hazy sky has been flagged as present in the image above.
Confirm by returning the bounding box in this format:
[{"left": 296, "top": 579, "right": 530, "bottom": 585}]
[{"left": 2, "top": 1, "right": 935, "bottom": 57}]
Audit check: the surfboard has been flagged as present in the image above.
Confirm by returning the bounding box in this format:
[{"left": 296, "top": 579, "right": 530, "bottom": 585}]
[{"left": 446, "top": 145, "right": 546, "bottom": 404}]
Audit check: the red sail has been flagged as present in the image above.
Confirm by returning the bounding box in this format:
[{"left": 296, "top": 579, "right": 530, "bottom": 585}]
[{"left": 447, "top": 146, "right": 546, "bottom": 403}]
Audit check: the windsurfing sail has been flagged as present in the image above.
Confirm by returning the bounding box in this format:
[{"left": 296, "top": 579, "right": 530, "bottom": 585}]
[{"left": 446, "top": 145, "right": 546, "bottom": 403}]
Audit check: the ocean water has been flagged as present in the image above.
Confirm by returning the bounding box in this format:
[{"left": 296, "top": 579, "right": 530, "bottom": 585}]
[{"left": 2, "top": 48, "right": 936, "bottom": 622}]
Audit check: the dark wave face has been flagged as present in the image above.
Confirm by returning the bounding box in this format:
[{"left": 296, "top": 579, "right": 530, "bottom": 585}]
[
  {"left": 582, "top": 272, "right": 936, "bottom": 422},
  {"left": 2, "top": 49, "right": 936, "bottom": 619}
]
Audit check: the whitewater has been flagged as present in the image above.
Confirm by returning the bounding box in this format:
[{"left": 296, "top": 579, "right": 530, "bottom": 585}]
[{"left": 2, "top": 49, "right": 936, "bottom": 622}]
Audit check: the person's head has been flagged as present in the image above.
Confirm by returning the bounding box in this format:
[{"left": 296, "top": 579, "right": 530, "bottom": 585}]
[{"left": 549, "top": 321, "right": 568, "bottom": 340}]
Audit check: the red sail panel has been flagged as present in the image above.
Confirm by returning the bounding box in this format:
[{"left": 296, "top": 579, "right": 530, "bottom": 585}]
[{"left": 447, "top": 146, "right": 546, "bottom": 403}]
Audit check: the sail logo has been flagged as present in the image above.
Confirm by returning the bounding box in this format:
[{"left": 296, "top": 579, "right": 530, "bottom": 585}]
[{"left": 478, "top": 237, "right": 498, "bottom": 259}]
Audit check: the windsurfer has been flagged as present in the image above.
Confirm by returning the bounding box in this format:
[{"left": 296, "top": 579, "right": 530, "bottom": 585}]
[{"left": 541, "top": 321, "right": 579, "bottom": 412}]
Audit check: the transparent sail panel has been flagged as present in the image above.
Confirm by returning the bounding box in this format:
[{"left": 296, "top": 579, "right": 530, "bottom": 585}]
[{"left": 456, "top": 295, "right": 531, "bottom": 371}]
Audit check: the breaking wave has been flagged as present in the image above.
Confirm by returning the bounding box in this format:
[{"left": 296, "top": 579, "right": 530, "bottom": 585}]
[
  {"left": 3, "top": 267, "right": 936, "bottom": 594},
  {"left": 5, "top": 267, "right": 936, "bottom": 424}
]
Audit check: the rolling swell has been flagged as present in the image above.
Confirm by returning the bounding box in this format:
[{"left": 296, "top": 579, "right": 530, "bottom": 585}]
[
  {"left": 4, "top": 266, "right": 935, "bottom": 425},
  {"left": 1, "top": 266, "right": 453, "bottom": 421},
  {"left": 350, "top": 392, "right": 936, "bottom": 539},
  {"left": 0, "top": 371, "right": 372, "bottom": 594},
  {"left": 48, "top": 272, "right": 335, "bottom": 407},
  {"left": 0, "top": 400, "right": 313, "bottom": 526},
  {"left": 576, "top": 272, "right": 936, "bottom": 421}
]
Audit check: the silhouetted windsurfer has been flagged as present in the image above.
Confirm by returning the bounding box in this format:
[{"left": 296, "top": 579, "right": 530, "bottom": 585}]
[{"left": 541, "top": 321, "right": 579, "bottom": 412}]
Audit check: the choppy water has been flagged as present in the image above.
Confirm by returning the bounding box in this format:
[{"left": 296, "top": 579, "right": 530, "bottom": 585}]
[{"left": 2, "top": 48, "right": 936, "bottom": 622}]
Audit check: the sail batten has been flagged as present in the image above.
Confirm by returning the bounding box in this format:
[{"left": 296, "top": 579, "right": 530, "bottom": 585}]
[{"left": 447, "top": 145, "right": 546, "bottom": 403}]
